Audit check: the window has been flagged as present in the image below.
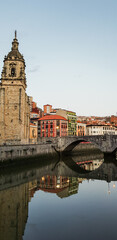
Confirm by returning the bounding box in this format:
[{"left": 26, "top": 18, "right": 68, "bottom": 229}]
[
  {"left": 11, "top": 67, "right": 16, "bottom": 77},
  {"left": 32, "top": 129, "right": 35, "bottom": 138},
  {"left": 57, "top": 120, "right": 59, "bottom": 126}
]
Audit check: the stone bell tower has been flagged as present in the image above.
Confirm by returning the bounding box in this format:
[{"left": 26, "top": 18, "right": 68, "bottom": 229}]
[{"left": 0, "top": 31, "right": 30, "bottom": 145}]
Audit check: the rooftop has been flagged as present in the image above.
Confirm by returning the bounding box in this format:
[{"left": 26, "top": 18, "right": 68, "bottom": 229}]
[{"left": 39, "top": 115, "right": 67, "bottom": 121}]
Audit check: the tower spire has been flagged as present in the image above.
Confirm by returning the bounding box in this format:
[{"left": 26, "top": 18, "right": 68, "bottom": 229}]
[
  {"left": 15, "top": 30, "right": 17, "bottom": 39},
  {"left": 12, "top": 31, "right": 19, "bottom": 51}
]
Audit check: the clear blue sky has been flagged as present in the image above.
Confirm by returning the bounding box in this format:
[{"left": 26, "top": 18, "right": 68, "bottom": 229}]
[{"left": 0, "top": 0, "right": 117, "bottom": 116}]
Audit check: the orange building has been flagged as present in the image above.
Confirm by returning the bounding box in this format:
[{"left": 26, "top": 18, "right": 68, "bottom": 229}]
[
  {"left": 38, "top": 115, "right": 68, "bottom": 137},
  {"left": 43, "top": 104, "right": 52, "bottom": 114},
  {"left": 77, "top": 121, "right": 86, "bottom": 136}
]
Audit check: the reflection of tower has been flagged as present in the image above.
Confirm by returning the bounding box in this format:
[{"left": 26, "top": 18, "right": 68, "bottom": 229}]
[
  {"left": 0, "top": 183, "right": 29, "bottom": 240},
  {"left": 28, "top": 180, "right": 37, "bottom": 201},
  {"left": 103, "top": 163, "right": 113, "bottom": 183},
  {"left": 108, "top": 183, "right": 111, "bottom": 194},
  {"left": 107, "top": 182, "right": 116, "bottom": 194}
]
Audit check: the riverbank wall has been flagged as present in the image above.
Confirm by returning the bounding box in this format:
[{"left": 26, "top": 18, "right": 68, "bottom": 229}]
[
  {"left": 0, "top": 143, "right": 57, "bottom": 165},
  {"left": 0, "top": 142, "right": 102, "bottom": 165}
]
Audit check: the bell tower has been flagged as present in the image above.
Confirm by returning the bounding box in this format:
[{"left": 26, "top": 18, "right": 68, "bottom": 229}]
[
  {"left": 0, "top": 32, "right": 30, "bottom": 144},
  {"left": 1, "top": 31, "right": 26, "bottom": 87}
]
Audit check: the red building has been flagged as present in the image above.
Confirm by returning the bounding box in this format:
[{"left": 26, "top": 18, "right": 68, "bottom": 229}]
[
  {"left": 38, "top": 115, "right": 68, "bottom": 137},
  {"left": 110, "top": 115, "right": 117, "bottom": 125}
]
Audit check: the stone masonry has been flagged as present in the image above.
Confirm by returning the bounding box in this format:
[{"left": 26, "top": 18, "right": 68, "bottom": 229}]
[{"left": 0, "top": 32, "right": 30, "bottom": 145}]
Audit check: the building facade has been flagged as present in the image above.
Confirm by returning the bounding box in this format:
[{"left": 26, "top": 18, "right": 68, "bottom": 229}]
[
  {"left": 29, "top": 122, "right": 38, "bottom": 143},
  {"left": 110, "top": 115, "right": 117, "bottom": 125},
  {"left": 0, "top": 32, "right": 30, "bottom": 145},
  {"left": 77, "top": 121, "right": 86, "bottom": 136},
  {"left": 56, "top": 109, "right": 77, "bottom": 136},
  {"left": 86, "top": 124, "right": 117, "bottom": 135},
  {"left": 43, "top": 104, "right": 52, "bottom": 115},
  {"left": 38, "top": 115, "right": 68, "bottom": 138}
]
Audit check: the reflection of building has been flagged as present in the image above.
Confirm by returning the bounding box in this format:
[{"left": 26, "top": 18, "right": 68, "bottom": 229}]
[
  {"left": 0, "top": 183, "right": 29, "bottom": 240},
  {"left": 0, "top": 32, "right": 30, "bottom": 145},
  {"left": 38, "top": 176, "right": 79, "bottom": 198},
  {"left": 38, "top": 115, "right": 68, "bottom": 137},
  {"left": 38, "top": 176, "right": 69, "bottom": 191},
  {"left": 57, "top": 177, "right": 79, "bottom": 198},
  {"left": 77, "top": 159, "right": 104, "bottom": 171},
  {"left": 29, "top": 180, "right": 37, "bottom": 200}
]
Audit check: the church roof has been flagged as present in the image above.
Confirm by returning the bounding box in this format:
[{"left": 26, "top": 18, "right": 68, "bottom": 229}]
[
  {"left": 6, "top": 50, "right": 23, "bottom": 59},
  {"left": 6, "top": 50, "right": 24, "bottom": 61},
  {"left": 4, "top": 31, "right": 25, "bottom": 62}
]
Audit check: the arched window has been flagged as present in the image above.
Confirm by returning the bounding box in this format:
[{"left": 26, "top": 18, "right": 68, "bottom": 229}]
[{"left": 11, "top": 67, "right": 16, "bottom": 77}]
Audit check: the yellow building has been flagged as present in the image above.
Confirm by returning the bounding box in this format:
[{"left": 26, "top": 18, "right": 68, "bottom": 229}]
[
  {"left": 0, "top": 32, "right": 30, "bottom": 145},
  {"left": 77, "top": 121, "right": 86, "bottom": 136},
  {"left": 30, "top": 122, "right": 38, "bottom": 143}
]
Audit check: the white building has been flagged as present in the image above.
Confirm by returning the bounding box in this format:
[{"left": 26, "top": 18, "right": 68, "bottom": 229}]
[{"left": 86, "top": 124, "right": 117, "bottom": 135}]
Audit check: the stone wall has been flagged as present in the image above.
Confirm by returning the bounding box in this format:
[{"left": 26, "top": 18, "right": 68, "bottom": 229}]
[{"left": 0, "top": 143, "right": 57, "bottom": 164}]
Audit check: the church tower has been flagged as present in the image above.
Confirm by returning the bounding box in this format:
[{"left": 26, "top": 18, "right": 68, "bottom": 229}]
[{"left": 0, "top": 31, "right": 30, "bottom": 144}]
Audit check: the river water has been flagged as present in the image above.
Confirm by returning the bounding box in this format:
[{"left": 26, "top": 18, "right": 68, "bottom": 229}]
[{"left": 0, "top": 151, "right": 117, "bottom": 240}]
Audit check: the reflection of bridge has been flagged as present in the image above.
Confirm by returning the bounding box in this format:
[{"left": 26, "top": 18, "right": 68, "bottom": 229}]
[
  {"left": 0, "top": 153, "right": 117, "bottom": 192},
  {"left": 51, "top": 134, "right": 117, "bottom": 153}
]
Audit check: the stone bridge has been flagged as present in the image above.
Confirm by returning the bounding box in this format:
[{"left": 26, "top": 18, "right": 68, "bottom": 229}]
[{"left": 51, "top": 134, "right": 117, "bottom": 153}]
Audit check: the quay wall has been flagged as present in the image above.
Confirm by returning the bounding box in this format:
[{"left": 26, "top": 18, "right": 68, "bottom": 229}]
[
  {"left": 0, "top": 142, "right": 102, "bottom": 165},
  {"left": 0, "top": 143, "right": 57, "bottom": 164}
]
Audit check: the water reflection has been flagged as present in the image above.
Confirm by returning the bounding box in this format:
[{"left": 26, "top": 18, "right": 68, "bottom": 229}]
[
  {"left": 0, "top": 152, "right": 117, "bottom": 240},
  {"left": 0, "top": 183, "right": 29, "bottom": 240},
  {"left": 38, "top": 176, "right": 79, "bottom": 198}
]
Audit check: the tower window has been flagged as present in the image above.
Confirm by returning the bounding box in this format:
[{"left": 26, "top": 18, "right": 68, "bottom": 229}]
[{"left": 11, "top": 67, "right": 16, "bottom": 77}]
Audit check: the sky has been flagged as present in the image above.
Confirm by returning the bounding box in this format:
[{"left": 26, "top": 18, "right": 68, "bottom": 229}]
[{"left": 0, "top": 0, "right": 117, "bottom": 116}]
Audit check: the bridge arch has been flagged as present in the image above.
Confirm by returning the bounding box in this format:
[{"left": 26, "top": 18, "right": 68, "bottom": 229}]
[
  {"left": 54, "top": 135, "right": 117, "bottom": 153},
  {"left": 63, "top": 139, "right": 102, "bottom": 153}
]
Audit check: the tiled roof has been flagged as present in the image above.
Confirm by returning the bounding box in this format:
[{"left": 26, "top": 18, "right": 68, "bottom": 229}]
[
  {"left": 31, "top": 112, "right": 39, "bottom": 114},
  {"left": 30, "top": 123, "right": 37, "bottom": 126},
  {"left": 38, "top": 115, "right": 67, "bottom": 121}
]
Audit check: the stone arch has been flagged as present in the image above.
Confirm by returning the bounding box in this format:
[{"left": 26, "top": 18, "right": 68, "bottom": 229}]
[
  {"left": 63, "top": 139, "right": 102, "bottom": 153},
  {"left": 111, "top": 144, "right": 117, "bottom": 153}
]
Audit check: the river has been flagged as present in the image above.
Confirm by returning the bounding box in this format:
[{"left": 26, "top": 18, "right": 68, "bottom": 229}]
[{"left": 0, "top": 150, "right": 117, "bottom": 240}]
